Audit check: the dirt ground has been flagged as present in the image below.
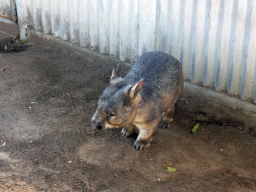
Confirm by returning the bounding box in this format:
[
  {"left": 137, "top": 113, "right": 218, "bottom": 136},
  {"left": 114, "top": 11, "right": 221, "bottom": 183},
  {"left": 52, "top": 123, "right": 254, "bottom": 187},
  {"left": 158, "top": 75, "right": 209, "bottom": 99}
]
[{"left": 0, "top": 43, "right": 256, "bottom": 192}]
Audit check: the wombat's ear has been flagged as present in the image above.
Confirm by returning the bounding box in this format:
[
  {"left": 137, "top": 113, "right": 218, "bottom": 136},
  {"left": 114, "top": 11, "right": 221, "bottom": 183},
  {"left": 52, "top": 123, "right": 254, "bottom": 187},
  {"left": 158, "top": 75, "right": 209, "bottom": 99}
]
[
  {"left": 110, "top": 63, "right": 121, "bottom": 81},
  {"left": 129, "top": 79, "right": 143, "bottom": 99}
]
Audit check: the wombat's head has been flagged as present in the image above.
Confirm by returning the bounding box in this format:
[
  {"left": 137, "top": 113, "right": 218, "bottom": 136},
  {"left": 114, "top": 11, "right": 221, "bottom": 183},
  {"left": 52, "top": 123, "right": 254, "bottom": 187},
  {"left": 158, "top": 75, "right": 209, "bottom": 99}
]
[{"left": 91, "top": 64, "right": 143, "bottom": 130}]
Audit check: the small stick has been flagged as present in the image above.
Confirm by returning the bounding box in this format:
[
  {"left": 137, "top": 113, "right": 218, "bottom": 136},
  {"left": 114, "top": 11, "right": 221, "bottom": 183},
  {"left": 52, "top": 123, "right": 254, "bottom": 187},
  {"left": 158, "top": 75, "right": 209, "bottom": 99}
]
[{"left": 1, "top": 67, "right": 6, "bottom": 72}]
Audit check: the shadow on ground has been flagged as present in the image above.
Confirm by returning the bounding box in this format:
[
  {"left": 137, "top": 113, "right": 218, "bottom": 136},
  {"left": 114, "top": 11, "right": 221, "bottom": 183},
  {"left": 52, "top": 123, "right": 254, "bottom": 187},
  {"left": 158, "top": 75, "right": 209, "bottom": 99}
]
[{"left": 0, "top": 45, "right": 255, "bottom": 192}]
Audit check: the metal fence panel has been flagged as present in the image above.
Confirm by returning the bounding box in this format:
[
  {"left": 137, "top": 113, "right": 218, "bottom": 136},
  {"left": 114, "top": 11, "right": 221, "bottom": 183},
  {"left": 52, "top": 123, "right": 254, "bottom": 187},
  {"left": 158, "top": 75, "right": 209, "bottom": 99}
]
[
  {"left": 0, "top": 0, "right": 16, "bottom": 19},
  {"left": 10, "top": 0, "right": 256, "bottom": 103}
]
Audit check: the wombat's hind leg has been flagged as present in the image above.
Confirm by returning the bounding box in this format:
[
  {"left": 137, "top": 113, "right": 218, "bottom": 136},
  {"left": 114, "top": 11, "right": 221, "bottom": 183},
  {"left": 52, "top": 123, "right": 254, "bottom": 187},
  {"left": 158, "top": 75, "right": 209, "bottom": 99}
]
[
  {"left": 158, "top": 105, "right": 175, "bottom": 129},
  {"left": 121, "top": 125, "right": 135, "bottom": 137}
]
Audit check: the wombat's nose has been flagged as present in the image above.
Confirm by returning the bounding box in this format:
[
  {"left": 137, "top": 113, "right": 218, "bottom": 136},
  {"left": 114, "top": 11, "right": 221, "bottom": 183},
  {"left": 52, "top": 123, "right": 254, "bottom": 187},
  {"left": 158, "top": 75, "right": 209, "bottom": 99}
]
[
  {"left": 93, "top": 121, "right": 102, "bottom": 130},
  {"left": 96, "top": 123, "right": 102, "bottom": 130},
  {"left": 91, "top": 118, "right": 103, "bottom": 130}
]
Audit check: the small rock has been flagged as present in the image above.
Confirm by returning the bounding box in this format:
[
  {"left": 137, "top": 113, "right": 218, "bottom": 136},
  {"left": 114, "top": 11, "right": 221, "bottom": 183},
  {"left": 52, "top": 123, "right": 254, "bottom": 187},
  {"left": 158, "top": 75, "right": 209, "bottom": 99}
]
[{"left": 181, "top": 98, "right": 189, "bottom": 104}]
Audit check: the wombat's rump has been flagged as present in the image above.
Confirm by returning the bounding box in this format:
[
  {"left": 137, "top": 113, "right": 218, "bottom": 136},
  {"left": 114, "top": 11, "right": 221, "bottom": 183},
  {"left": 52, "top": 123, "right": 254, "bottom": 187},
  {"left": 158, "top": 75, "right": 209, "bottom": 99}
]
[{"left": 91, "top": 51, "right": 184, "bottom": 150}]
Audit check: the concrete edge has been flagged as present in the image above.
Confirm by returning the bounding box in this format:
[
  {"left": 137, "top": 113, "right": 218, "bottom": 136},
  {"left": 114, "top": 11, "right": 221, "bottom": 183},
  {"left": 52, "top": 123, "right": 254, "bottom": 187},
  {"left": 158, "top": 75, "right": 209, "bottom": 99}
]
[
  {"left": 184, "top": 82, "right": 256, "bottom": 117},
  {"left": 27, "top": 30, "right": 256, "bottom": 118},
  {"left": 0, "top": 17, "right": 16, "bottom": 24},
  {"left": 0, "top": 17, "right": 19, "bottom": 37}
]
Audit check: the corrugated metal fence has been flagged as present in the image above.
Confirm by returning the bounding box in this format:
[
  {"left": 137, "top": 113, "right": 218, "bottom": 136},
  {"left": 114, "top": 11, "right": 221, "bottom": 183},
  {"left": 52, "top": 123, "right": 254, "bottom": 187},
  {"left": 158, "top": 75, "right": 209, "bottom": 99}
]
[
  {"left": 0, "top": 0, "right": 16, "bottom": 20},
  {"left": 1, "top": 0, "right": 256, "bottom": 103}
]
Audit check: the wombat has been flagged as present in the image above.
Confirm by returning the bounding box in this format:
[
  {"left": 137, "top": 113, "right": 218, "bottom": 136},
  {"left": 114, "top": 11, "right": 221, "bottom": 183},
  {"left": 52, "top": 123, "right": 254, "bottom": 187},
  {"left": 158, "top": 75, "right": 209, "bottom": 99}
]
[{"left": 91, "top": 51, "right": 184, "bottom": 150}]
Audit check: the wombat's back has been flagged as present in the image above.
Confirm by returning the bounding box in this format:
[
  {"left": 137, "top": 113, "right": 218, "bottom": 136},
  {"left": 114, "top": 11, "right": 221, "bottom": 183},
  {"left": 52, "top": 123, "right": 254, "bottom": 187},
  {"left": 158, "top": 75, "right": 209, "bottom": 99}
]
[{"left": 124, "top": 51, "right": 183, "bottom": 107}]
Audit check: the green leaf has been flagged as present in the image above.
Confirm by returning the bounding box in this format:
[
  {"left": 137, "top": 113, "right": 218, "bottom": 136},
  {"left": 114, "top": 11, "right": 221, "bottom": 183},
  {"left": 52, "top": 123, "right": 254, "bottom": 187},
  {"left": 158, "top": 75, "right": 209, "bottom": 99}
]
[
  {"left": 4, "top": 44, "right": 8, "bottom": 50},
  {"left": 167, "top": 167, "right": 176, "bottom": 172},
  {"left": 191, "top": 123, "right": 200, "bottom": 133}
]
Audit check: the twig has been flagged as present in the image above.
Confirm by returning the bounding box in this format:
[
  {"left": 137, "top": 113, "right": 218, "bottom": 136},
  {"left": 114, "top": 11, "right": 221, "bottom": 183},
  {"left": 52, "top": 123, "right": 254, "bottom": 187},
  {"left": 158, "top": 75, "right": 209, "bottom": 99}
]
[{"left": 1, "top": 67, "right": 6, "bottom": 72}]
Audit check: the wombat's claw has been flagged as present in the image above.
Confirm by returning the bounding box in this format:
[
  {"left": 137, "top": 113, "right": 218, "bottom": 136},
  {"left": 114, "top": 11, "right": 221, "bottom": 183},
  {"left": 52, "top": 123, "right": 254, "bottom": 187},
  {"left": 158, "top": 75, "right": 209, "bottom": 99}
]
[
  {"left": 133, "top": 140, "right": 149, "bottom": 150},
  {"left": 158, "top": 122, "right": 171, "bottom": 129},
  {"left": 121, "top": 128, "right": 132, "bottom": 137},
  {"left": 133, "top": 144, "right": 145, "bottom": 150}
]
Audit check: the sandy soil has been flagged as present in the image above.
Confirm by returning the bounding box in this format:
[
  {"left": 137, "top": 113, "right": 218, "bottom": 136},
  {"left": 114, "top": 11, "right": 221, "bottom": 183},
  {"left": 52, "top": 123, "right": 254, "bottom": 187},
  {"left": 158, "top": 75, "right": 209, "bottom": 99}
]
[{"left": 0, "top": 44, "right": 255, "bottom": 192}]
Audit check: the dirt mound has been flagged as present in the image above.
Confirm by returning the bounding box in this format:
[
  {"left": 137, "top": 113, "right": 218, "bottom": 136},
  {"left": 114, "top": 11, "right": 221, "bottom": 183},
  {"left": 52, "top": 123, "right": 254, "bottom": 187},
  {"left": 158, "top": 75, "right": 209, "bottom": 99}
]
[{"left": 0, "top": 37, "right": 26, "bottom": 52}]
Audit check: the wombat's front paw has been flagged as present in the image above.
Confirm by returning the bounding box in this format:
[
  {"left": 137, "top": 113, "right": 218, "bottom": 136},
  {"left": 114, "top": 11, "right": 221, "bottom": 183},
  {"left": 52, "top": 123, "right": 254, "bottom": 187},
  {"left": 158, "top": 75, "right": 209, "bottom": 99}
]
[
  {"left": 133, "top": 140, "right": 150, "bottom": 150},
  {"left": 158, "top": 121, "right": 172, "bottom": 129},
  {"left": 121, "top": 128, "right": 133, "bottom": 137}
]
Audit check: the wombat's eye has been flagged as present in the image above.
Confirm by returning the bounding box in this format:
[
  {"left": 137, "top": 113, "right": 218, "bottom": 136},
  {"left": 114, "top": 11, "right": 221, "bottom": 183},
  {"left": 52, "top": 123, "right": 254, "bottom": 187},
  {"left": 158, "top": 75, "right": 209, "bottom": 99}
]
[{"left": 106, "top": 112, "right": 115, "bottom": 118}]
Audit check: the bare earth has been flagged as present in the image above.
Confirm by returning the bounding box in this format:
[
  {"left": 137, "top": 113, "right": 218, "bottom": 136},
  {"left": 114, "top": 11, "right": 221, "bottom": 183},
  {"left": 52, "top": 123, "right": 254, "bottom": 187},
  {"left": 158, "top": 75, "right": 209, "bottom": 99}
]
[{"left": 0, "top": 44, "right": 255, "bottom": 192}]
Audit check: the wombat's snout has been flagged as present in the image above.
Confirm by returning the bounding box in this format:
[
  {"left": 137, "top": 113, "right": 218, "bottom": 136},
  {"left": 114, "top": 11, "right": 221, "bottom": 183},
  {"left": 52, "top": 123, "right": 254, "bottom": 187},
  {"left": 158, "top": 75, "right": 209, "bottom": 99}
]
[
  {"left": 91, "top": 117, "right": 103, "bottom": 130},
  {"left": 95, "top": 123, "right": 103, "bottom": 130}
]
